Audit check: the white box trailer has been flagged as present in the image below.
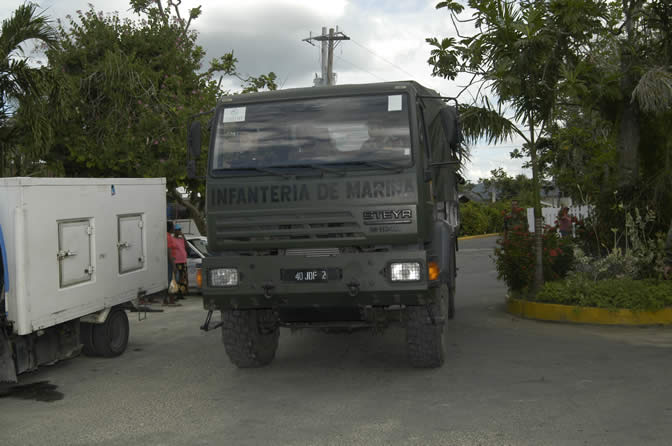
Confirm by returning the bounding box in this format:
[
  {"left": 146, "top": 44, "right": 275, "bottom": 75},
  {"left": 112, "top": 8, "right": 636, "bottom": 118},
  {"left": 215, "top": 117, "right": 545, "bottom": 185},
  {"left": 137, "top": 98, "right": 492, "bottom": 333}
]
[{"left": 0, "top": 178, "right": 167, "bottom": 382}]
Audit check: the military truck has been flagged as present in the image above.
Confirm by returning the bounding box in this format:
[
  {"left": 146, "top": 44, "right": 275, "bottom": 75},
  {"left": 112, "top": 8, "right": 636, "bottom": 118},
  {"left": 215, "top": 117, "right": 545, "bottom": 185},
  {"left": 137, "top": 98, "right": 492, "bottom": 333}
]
[{"left": 188, "top": 81, "right": 462, "bottom": 368}]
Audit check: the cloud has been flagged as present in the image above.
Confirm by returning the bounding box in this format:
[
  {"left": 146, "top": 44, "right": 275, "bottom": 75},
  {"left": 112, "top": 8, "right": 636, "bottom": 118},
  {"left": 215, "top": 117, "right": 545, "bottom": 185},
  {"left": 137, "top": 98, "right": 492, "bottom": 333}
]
[{"left": 0, "top": 0, "right": 532, "bottom": 179}]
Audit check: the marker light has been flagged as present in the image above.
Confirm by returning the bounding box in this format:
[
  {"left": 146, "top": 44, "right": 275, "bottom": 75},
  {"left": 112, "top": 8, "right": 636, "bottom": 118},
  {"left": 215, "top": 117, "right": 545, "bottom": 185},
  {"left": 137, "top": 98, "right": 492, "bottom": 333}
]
[{"left": 428, "top": 261, "right": 440, "bottom": 281}]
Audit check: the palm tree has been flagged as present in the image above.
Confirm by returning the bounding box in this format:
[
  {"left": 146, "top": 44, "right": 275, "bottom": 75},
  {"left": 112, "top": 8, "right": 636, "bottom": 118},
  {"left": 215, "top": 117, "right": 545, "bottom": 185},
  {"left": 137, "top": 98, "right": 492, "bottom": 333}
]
[{"left": 1, "top": 2, "right": 57, "bottom": 175}]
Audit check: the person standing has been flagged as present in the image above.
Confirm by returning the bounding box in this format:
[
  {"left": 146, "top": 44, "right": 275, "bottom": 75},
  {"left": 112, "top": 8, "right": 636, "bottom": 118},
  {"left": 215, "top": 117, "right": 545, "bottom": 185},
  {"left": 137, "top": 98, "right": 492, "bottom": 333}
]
[
  {"left": 558, "top": 207, "right": 572, "bottom": 238},
  {"left": 172, "top": 225, "right": 189, "bottom": 299},
  {"left": 164, "top": 221, "right": 179, "bottom": 306}
]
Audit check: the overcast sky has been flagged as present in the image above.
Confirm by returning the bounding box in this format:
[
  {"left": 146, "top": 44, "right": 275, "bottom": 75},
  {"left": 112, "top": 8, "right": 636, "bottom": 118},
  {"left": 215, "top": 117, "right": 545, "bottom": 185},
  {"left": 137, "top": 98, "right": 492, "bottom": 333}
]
[{"left": 2, "top": 0, "right": 528, "bottom": 181}]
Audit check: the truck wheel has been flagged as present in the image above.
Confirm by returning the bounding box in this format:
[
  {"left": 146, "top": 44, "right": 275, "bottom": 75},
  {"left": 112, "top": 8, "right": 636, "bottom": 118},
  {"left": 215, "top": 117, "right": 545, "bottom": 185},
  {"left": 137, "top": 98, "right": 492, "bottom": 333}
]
[
  {"left": 448, "top": 248, "right": 456, "bottom": 320},
  {"left": 448, "top": 283, "right": 456, "bottom": 320},
  {"left": 221, "top": 309, "right": 279, "bottom": 368},
  {"left": 80, "top": 322, "right": 97, "bottom": 356},
  {"left": 92, "top": 308, "right": 129, "bottom": 358},
  {"left": 405, "top": 304, "right": 445, "bottom": 368}
]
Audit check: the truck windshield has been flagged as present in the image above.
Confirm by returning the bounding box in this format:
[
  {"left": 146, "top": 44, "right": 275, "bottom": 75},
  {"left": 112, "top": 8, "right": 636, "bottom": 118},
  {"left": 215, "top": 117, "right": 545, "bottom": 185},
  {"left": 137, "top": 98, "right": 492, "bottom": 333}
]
[{"left": 211, "top": 94, "right": 411, "bottom": 171}]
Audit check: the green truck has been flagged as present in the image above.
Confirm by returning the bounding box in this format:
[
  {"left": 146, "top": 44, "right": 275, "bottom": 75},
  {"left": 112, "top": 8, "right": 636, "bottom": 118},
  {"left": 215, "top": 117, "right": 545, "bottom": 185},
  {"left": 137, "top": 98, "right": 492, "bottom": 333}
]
[{"left": 188, "top": 81, "right": 462, "bottom": 368}]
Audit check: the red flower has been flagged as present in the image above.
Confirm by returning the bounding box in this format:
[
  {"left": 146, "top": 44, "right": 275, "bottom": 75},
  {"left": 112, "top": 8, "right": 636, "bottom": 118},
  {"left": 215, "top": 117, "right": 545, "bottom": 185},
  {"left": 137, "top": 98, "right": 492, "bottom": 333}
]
[{"left": 549, "top": 249, "right": 558, "bottom": 257}]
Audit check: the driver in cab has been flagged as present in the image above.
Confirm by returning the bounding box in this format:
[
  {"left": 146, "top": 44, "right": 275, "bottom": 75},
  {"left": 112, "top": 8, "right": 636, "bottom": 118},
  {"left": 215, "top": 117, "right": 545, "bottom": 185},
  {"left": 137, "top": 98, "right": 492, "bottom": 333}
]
[{"left": 360, "top": 118, "right": 410, "bottom": 155}]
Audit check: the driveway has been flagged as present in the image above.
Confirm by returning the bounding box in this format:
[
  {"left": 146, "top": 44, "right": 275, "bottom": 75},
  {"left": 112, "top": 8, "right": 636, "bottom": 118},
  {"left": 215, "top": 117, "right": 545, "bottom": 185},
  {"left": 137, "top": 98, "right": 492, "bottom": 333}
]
[{"left": 2, "top": 236, "right": 671, "bottom": 445}]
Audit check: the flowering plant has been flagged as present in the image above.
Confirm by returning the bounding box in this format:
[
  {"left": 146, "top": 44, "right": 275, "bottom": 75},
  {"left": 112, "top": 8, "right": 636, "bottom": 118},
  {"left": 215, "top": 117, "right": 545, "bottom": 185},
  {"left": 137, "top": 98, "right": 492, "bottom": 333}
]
[{"left": 494, "top": 210, "right": 574, "bottom": 292}]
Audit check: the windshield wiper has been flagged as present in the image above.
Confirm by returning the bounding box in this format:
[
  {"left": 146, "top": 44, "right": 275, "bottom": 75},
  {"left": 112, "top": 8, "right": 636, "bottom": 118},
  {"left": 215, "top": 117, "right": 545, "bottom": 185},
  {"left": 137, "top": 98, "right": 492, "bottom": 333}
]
[
  {"left": 341, "top": 160, "right": 407, "bottom": 172},
  {"left": 214, "top": 166, "right": 293, "bottom": 178}
]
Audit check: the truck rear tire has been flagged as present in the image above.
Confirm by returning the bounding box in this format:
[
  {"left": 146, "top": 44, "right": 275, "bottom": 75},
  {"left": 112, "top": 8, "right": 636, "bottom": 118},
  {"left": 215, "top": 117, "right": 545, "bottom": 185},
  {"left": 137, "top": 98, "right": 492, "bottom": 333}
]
[
  {"left": 448, "top": 247, "right": 456, "bottom": 320},
  {"left": 221, "top": 309, "right": 279, "bottom": 368},
  {"left": 80, "top": 322, "right": 97, "bottom": 356},
  {"left": 91, "top": 308, "right": 129, "bottom": 357},
  {"left": 448, "top": 284, "right": 456, "bottom": 320},
  {"left": 405, "top": 304, "right": 445, "bottom": 368}
]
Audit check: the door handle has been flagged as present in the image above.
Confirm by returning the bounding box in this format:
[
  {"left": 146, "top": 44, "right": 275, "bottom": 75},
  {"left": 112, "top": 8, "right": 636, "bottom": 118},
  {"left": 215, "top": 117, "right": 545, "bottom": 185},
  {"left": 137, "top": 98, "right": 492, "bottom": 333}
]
[{"left": 57, "top": 250, "right": 77, "bottom": 260}]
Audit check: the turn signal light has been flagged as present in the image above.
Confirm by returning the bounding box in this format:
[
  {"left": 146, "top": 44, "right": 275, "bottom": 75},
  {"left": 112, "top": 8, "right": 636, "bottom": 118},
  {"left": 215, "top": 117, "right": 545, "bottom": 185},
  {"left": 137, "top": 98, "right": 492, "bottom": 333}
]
[
  {"left": 196, "top": 268, "right": 203, "bottom": 288},
  {"left": 428, "top": 261, "right": 440, "bottom": 281}
]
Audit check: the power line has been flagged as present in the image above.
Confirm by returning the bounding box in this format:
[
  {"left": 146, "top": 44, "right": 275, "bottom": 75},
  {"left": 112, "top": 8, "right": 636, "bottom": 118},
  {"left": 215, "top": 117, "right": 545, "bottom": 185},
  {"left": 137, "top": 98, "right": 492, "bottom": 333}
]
[
  {"left": 334, "top": 55, "right": 388, "bottom": 82},
  {"left": 350, "top": 38, "right": 420, "bottom": 81}
]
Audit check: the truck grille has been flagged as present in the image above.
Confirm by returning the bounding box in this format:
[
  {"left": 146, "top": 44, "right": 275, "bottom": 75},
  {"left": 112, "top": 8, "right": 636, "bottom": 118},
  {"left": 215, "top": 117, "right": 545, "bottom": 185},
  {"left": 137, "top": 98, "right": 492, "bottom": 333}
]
[
  {"left": 285, "top": 248, "right": 340, "bottom": 257},
  {"left": 213, "top": 210, "right": 365, "bottom": 242}
]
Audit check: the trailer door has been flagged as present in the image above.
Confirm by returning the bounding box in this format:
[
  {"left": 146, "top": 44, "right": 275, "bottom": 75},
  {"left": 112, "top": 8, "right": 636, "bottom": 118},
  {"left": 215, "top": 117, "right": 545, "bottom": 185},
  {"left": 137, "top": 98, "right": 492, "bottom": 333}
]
[
  {"left": 58, "top": 219, "right": 94, "bottom": 288},
  {"left": 118, "top": 214, "right": 145, "bottom": 274}
]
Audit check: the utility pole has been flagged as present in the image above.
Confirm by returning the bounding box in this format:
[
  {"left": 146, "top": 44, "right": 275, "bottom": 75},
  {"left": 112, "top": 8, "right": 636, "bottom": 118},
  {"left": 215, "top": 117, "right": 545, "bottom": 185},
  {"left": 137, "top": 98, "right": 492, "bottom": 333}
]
[{"left": 302, "top": 26, "right": 350, "bottom": 86}]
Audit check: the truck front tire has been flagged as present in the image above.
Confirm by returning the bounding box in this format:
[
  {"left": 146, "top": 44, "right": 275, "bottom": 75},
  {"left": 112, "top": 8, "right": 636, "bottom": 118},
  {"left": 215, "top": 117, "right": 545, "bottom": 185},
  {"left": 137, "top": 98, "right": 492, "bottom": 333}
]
[
  {"left": 221, "top": 309, "right": 279, "bottom": 368},
  {"left": 405, "top": 304, "right": 445, "bottom": 368}
]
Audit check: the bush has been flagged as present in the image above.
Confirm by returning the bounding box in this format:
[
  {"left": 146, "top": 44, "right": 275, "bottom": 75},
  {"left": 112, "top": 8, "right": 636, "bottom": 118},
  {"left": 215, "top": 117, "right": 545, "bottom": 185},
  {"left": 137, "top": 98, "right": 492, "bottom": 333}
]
[
  {"left": 535, "top": 275, "right": 672, "bottom": 311},
  {"left": 494, "top": 208, "right": 574, "bottom": 292},
  {"left": 460, "top": 202, "right": 490, "bottom": 235},
  {"left": 459, "top": 201, "right": 512, "bottom": 236}
]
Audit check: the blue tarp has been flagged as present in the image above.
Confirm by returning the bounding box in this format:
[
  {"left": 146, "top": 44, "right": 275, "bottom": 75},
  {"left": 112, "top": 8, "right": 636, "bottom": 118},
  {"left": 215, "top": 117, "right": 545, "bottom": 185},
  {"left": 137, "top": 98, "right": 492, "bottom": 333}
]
[{"left": 0, "top": 224, "right": 8, "bottom": 292}]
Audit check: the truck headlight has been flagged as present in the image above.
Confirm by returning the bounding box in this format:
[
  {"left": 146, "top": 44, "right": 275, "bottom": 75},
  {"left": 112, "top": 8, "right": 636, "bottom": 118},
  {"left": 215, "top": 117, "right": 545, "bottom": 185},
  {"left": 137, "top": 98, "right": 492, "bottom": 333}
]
[
  {"left": 210, "top": 268, "right": 239, "bottom": 287},
  {"left": 390, "top": 262, "right": 421, "bottom": 282}
]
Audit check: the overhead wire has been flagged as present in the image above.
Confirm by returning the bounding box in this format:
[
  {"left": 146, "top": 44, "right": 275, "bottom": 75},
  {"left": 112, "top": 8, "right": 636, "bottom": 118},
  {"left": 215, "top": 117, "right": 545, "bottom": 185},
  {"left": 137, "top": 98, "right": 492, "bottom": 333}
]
[
  {"left": 334, "top": 55, "right": 388, "bottom": 82},
  {"left": 349, "top": 38, "right": 421, "bottom": 81}
]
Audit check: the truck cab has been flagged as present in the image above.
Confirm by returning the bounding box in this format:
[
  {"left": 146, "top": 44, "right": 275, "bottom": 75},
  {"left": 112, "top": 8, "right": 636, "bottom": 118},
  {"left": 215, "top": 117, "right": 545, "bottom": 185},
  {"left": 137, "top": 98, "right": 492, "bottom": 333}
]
[{"left": 191, "top": 81, "right": 462, "bottom": 368}]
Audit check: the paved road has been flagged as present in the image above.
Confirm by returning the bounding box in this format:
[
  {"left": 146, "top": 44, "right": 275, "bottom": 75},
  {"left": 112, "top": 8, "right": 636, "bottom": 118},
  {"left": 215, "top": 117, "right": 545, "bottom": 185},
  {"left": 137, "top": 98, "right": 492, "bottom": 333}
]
[{"left": 2, "top": 237, "right": 672, "bottom": 445}]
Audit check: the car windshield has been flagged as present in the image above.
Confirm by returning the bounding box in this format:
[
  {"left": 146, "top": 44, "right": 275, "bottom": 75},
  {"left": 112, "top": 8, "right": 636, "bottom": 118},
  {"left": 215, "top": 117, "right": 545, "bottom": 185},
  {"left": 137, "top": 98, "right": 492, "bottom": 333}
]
[
  {"left": 189, "top": 238, "right": 210, "bottom": 257},
  {"left": 211, "top": 94, "right": 412, "bottom": 171}
]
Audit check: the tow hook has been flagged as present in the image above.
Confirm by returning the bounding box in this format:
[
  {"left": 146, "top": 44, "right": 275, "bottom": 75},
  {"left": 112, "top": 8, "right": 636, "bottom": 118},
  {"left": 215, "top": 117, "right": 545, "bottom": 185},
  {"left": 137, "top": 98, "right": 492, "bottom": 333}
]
[
  {"left": 262, "top": 282, "right": 275, "bottom": 299},
  {"left": 200, "top": 310, "right": 223, "bottom": 332},
  {"left": 347, "top": 280, "right": 360, "bottom": 297}
]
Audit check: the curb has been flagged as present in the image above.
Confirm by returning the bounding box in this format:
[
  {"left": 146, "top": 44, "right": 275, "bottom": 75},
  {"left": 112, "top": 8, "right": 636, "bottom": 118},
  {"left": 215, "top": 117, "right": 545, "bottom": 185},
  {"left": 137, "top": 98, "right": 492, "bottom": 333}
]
[
  {"left": 507, "top": 298, "right": 672, "bottom": 326},
  {"left": 458, "top": 233, "right": 500, "bottom": 241}
]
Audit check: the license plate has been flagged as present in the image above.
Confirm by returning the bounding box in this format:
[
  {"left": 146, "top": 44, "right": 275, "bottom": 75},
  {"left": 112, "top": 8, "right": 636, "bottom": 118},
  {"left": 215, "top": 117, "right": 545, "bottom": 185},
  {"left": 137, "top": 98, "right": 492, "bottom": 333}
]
[{"left": 281, "top": 268, "right": 341, "bottom": 283}]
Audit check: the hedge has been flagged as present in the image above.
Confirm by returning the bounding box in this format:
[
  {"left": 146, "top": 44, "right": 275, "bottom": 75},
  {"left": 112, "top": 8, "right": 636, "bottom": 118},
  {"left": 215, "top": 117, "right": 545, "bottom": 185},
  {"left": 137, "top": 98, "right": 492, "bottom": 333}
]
[{"left": 534, "top": 277, "right": 672, "bottom": 311}]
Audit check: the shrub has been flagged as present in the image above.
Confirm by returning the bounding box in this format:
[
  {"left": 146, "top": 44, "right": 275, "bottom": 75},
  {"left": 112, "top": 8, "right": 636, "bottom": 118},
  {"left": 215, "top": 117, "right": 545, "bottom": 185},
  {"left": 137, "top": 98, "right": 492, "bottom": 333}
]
[
  {"left": 460, "top": 202, "right": 490, "bottom": 235},
  {"left": 494, "top": 207, "right": 574, "bottom": 292},
  {"left": 535, "top": 275, "right": 672, "bottom": 311},
  {"left": 459, "top": 201, "right": 520, "bottom": 236}
]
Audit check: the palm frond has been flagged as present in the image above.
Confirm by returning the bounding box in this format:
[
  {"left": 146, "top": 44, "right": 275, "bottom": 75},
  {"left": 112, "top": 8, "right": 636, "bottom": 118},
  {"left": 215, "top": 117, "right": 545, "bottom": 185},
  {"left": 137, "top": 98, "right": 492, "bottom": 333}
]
[
  {"left": 0, "top": 3, "right": 58, "bottom": 60},
  {"left": 458, "top": 101, "right": 527, "bottom": 145},
  {"left": 631, "top": 67, "right": 672, "bottom": 114}
]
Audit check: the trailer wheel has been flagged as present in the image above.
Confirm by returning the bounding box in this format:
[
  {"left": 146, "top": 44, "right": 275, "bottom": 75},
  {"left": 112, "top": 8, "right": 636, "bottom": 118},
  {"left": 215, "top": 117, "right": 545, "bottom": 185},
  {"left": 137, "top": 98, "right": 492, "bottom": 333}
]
[
  {"left": 92, "top": 308, "right": 129, "bottom": 357},
  {"left": 405, "top": 304, "right": 445, "bottom": 368},
  {"left": 80, "top": 322, "right": 97, "bottom": 356},
  {"left": 221, "top": 309, "right": 279, "bottom": 368}
]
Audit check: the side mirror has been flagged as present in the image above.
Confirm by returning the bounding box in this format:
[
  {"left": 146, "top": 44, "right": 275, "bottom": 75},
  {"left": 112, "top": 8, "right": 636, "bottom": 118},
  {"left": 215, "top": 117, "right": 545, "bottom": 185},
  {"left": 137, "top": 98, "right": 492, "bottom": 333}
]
[
  {"left": 439, "top": 106, "right": 460, "bottom": 158},
  {"left": 186, "top": 160, "right": 197, "bottom": 179},
  {"left": 188, "top": 121, "right": 202, "bottom": 160}
]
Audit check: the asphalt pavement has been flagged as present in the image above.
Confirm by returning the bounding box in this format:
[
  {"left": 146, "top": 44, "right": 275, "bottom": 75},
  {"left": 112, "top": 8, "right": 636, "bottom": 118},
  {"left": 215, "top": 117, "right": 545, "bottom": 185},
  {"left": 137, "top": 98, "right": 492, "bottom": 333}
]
[{"left": 2, "top": 236, "right": 672, "bottom": 445}]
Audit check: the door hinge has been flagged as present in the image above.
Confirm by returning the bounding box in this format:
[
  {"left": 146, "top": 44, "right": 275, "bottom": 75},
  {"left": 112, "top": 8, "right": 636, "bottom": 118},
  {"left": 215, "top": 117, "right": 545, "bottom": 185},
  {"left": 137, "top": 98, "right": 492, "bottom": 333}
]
[
  {"left": 85, "top": 265, "right": 95, "bottom": 275},
  {"left": 138, "top": 221, "right": 144, "bottom": 229},
  {"left": 117, "top": 242, "right": 130, "bottom": 249},
  {"left": 86, "top": 226, "right": 93, "bottom": 235}
]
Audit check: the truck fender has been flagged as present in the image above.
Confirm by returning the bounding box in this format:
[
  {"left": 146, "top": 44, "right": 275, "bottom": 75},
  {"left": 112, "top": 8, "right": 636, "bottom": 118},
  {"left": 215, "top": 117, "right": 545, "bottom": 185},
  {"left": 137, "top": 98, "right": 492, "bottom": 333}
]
[
  {"left": 80, "top": 307, "right": 112, "bottom": 324},
  {"left": 432, "top": 220, "right": 456, "bottom": 284}
]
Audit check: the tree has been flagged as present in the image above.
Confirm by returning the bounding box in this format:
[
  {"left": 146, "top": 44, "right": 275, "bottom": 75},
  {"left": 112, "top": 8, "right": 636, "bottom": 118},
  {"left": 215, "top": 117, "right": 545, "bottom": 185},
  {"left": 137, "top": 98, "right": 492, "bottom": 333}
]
[
  {"left": 17, "top": 1, "right": 276, "bottom": 232},
  {"left": 479, "top": 168, "right": 539, "bottom": 205},
  {"left": 0, "top": 2, "right": 57, "bottom": 175},
  {"left": 550, "top": 0, "right": 672, "bottom": 230},
  {"left": 427, "top": 0, "right": 606, "bottom": 293}
]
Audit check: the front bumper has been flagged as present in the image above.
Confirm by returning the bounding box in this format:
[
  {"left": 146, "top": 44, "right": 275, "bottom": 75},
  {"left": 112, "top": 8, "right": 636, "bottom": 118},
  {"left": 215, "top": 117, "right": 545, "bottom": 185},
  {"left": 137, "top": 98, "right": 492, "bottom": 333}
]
[{"left": 201, "top": 250, "right": 435, "bottom": 310}]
